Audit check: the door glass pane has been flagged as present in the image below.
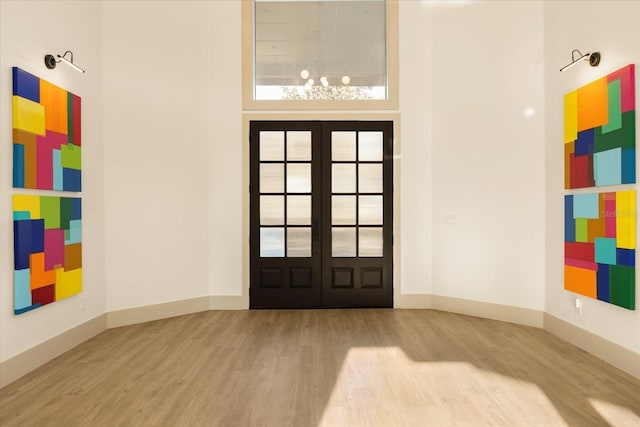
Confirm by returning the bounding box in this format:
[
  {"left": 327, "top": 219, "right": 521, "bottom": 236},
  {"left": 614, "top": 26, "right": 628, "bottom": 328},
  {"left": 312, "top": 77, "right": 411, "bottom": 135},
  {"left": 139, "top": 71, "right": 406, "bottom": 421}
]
[
  {"left": 359, "top": 131, "right": 383, "bottom": 161},
  {"left": 332, "top": 132, "right": 356, "bottom": 161},
  {"left": 332, "top": 196, "right": 356, "bottom": 225},
  {"left": 358, "top": 164, "right": 383, "bottom": 193},
  {"left": 359, "top": 227, "right": 383, "bottom": 257},
  {"left": 359, "top": 195, "right": 383, "bottom": 225},
  {"left": 287, "top": 131, "right": 312, "bottom": 160},
  {"left": 260, "top": 227, "right": 285, "bottom": 257},
  {"left": 287, "top": 195, "right": 311, "bottom": 225},
  {"left": 332, "top": 227, "right": 356, "bottom": 257},
  {"left": 287, "top": 163, "right": 311, "bottom": 193},
  {"left": 332, "top": 164, "right": 356, "bottom": 193},
  {"left": 260, "top": 131, "right": 284, "bottom": 161},
  {"left": 287, "top": 228, "right": 311, "bottom": 257},
  {"left": 260, "top": 163, "right": 284, "bottom": 193},
  {"left": 260, "top": 195, "right": 284, "bottom": 225}
]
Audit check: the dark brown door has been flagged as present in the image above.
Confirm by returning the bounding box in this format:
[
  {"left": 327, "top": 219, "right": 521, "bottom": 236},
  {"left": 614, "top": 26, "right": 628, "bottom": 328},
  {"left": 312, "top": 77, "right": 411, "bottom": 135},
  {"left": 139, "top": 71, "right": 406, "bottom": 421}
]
[{"left": 250, "top": 121, "right": 393, "bottom": 308}]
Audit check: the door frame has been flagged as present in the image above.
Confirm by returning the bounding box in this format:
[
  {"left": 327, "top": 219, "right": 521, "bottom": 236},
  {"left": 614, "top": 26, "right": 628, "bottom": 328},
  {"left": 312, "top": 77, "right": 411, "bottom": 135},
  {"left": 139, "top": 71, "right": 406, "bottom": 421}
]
[{"left": 241, "top": 113, "right": 401, "bottom": 308}]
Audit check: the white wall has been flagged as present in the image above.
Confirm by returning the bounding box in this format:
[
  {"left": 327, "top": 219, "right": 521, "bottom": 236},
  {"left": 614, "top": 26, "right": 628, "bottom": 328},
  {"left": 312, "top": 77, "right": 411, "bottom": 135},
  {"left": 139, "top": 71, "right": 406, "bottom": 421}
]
[
  {"left": 0, "top": 1, "right": 105, "bottom": 361},
  {"left": 398, "top": 2, "right": 434, "bottom": 295},
  {"left": 427, "top": 1, "right": 546, "bottom": 310},
  {"left": 101, "top": 1, "right": 213, "bottom": 310},
  {"left": 208, "top": 1, "right": 244, "bottom": 297},
  {"left": 544, "top": 1, "right": 640, "bottom": 352}
]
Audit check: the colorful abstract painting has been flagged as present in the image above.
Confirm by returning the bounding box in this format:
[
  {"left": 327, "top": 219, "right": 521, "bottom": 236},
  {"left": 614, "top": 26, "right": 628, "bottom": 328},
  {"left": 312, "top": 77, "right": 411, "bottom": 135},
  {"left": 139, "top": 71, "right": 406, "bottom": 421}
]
[
  {"left": 565, "top": 191, "right": 635, "bottom": 310},
  {"left": 564, "top": 64, "right": 635, "bottom": 189},
  {"left": 12, "top": 67, "right": 82, "bottom": 191},
  {"left": 13, "top": 195, "right": 82, "bottom": 315}
]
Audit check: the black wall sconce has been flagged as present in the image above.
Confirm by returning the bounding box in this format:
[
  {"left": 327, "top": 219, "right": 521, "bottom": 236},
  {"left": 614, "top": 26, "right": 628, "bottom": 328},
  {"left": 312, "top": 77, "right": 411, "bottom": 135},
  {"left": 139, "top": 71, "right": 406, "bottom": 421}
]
[
  {"left": 560, "top": 49, "right": 601, "bottom": 72},
  {"left": 44, "top": 51, "right": 85, "bottom": 73}
]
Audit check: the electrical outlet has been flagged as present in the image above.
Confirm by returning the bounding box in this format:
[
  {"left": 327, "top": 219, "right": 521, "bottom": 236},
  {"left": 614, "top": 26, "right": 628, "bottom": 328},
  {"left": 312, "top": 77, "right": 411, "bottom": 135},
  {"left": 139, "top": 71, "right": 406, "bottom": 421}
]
[{"left": 575, "top": 297, "right": 582, "bottom": 315}]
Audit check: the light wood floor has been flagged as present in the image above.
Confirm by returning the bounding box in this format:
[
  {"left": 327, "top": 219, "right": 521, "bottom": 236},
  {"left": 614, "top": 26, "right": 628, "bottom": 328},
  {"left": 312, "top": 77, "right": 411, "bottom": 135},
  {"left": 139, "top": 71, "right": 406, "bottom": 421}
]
[{"left": 1, "top": 310, "right": 639, "bottom": 427}]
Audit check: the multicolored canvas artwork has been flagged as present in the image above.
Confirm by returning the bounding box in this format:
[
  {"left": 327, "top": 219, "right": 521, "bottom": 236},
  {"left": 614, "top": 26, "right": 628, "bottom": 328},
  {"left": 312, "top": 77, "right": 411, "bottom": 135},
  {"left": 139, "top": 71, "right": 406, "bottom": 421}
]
[
  {"left": 12, "top": 67, "right": 82, "bottom": 191},
  {"left": 13, "top": 195, "right": 82, "bottom": 314},
  {"left": 565, "top": 191, "right": 635, "bottom": 310},
  {"left": 564, "top": 64, "right": 635, "bottom": 189}
]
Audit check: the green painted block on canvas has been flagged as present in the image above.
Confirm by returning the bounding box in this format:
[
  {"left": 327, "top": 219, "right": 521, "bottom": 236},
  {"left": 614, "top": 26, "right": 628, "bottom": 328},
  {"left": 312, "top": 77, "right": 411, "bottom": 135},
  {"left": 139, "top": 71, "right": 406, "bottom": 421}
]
[
  {"left": 40, "top": 196, "right": 60, "bottom": 229},
  {"left": 595, "top": 111, "right": 635, "bottom": 153},
  {"left": 575, "top": 218, "right": 588, "bottom": 242},
  {"left": 602, "top": 80, "right": 622, "bottom": 134},
  {"left": 609, "top": 265, "right": 635, "bottom": 310},
  {"left": 67, "top": 91, "right": 75, "bottom": 145},
  {"left": 61, "top": 143, "right": 81, "bottom": 169},
  {"left": 60, "top": 197, "right": 73, "bottom": 230}
]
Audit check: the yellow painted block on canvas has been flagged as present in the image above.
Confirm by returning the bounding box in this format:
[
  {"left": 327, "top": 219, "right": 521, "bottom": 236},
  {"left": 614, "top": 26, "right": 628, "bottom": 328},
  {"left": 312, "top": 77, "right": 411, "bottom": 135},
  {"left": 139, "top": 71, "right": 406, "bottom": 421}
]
[
  {"left": 577, "top": 77, "right": 608, "bottom": 131},
  {"left": 564, "top": 91, "right": 578, "bottom": 143},
  {"left": 616, "top": 190, "right": 636, "bottom": 249},
  {"left": 13, "top": 194, "right": 40, "bottom": 218},
  {"left": 40, "top": 79, "right": 68, "bottom": 135},
  {"left": 12, "top": 96, "right": 45, "bottom": 136},
  {"left": 55, "top": 267, "right": 82, "bottom": 300}
]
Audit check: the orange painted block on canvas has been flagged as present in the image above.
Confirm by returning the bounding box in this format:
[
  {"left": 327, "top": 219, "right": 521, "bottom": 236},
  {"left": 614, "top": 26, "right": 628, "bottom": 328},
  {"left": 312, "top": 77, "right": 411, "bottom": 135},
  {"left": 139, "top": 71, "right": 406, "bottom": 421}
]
[
  {"left": 577, "top": 77, "right": 608, "bottom": 131},
  {"left": 40, "top": 80, "right": 68, "bottom": 135},
  {"left": 64, "top": 243, "right": 82, "bottom": 271},
  {"left": 564, "top": 265, "right": 597, "bottom": 298},
  {"left": 14, "top": 129, "right": 38, "bottom": 188},
  {"left": 564, "top": 142, "right": 574, "bottom": 189},
  {"left": 587, "top": 217, "right": 605, "bottom": 243},
  {"left": 30, "top": 252, "right": 56, "bottom": 290}
]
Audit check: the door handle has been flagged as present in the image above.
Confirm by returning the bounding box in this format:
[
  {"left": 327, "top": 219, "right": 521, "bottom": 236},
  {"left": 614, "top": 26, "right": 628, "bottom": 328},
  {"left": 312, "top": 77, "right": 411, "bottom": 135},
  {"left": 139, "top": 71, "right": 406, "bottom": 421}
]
[{"left": 312, "top": 220, "right": 320, "bottom": 241}]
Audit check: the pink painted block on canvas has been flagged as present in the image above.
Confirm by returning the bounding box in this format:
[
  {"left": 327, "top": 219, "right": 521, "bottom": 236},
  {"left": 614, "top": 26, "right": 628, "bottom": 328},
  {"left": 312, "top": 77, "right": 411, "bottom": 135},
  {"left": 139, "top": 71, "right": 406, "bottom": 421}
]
[
  {"left": 36, "top": 131, "right": 67, "bottom": 190},
  {"left": 607, "top": 64, "right": 635, "bottom": 113},
  {"left": 73, "top": 94, "right": 82, "bottom": 146},
  {"left": 36, "top": 139, "right": 53, "bottom": 189},
  {"left": 604, "top": 198, "right": 617, "bottom": 238},
  {"left": 565, "top": 258, "right": 598, "bottom": 271},
  {"left": 44, "top": 228, "right": 65, "bottom": 271}
]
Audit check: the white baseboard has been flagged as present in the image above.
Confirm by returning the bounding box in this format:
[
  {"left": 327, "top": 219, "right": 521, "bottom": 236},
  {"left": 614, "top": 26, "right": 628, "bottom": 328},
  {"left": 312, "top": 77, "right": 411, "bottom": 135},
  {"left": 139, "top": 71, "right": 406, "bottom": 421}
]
[
  {"left": 431, "top": 295, "right": 544, "bottom": 328},
  {"left": 543, "top": 313, "right": 640, "bottom": 380},
  {"left": 0, "top": 314, "right": 106, "bottom": 388},
  {"left": 394, "top": 293, "right": 432, "bottom": 308},
  {"left": 209, "top": 295, "right": 247, "bottom": 310},
  {"left": 106, "top": 296, "right": 210, "bottom": 328}
]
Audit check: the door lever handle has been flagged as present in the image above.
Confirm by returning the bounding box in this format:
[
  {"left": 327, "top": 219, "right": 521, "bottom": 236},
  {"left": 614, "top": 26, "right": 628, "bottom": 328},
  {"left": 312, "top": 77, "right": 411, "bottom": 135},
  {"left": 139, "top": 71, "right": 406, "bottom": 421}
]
[{"left": 312, "top": 220, "right": 320, "bottom": 241}]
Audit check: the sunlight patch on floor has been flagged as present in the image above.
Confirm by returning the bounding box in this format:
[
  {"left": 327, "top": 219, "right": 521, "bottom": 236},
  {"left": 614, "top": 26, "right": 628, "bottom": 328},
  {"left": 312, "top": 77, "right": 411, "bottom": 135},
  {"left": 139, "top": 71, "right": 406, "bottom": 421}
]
[
  {"left": 589, "top": 398, "right": 640, "bottom": 426},
  {"left": 317, "top": 346, "right": 566, "bottom": 427}
]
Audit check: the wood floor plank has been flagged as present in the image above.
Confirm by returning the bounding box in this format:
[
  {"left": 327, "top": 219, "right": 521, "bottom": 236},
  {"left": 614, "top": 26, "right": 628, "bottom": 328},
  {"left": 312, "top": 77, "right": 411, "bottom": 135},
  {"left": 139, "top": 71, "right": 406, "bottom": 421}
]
[{"left": 1, "top": 309, "right": 639, "bottom": 426}]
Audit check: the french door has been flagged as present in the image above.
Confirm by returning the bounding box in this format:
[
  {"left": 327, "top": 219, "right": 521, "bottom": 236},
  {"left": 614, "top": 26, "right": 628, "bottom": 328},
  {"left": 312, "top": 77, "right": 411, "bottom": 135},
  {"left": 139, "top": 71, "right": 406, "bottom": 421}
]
[{"left": 249, "top": 121, "right": 393, "bottom": 308}]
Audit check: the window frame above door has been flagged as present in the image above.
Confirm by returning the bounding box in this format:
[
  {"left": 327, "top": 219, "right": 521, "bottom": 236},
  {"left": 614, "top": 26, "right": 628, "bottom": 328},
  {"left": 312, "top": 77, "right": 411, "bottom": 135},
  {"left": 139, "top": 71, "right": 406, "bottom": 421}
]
[{"left": 241, "top": 0, "right": 399, "bottom": 111}]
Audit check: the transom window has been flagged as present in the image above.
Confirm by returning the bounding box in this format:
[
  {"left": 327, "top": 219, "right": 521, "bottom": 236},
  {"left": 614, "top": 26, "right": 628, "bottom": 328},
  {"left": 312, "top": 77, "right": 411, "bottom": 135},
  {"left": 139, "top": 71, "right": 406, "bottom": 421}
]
[
  {"left": 254, "top": 0, "right": 386, "bottom": 101},
  {"left": 243, "top": 0, "right": 398, "bottom": 109}
]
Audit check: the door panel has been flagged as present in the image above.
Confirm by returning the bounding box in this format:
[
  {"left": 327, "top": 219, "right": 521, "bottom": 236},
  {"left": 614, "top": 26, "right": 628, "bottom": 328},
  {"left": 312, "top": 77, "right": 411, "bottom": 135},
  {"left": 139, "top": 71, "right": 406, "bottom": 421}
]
[
  {"left": 250, "top": 121, "right": 393, "bottom": 309},
  {"left": 250, "top": 122, "right": 322, "bottom": 308},
  {"left": 321, "top": 122, "right": 393, "bottom": 308}
]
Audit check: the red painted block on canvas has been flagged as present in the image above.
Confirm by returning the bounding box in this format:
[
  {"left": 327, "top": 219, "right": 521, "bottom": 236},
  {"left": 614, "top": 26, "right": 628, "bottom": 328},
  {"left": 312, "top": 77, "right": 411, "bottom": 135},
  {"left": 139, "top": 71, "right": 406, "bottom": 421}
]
[
  {"left": 569, "top": 152, "right": 594, "bottom": 188},
  {"left": 32, "top": 284, "right": 55, "bottom": 306},
  {"left": 565, "top": 242, "right": 595, "bottom": 262}
]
